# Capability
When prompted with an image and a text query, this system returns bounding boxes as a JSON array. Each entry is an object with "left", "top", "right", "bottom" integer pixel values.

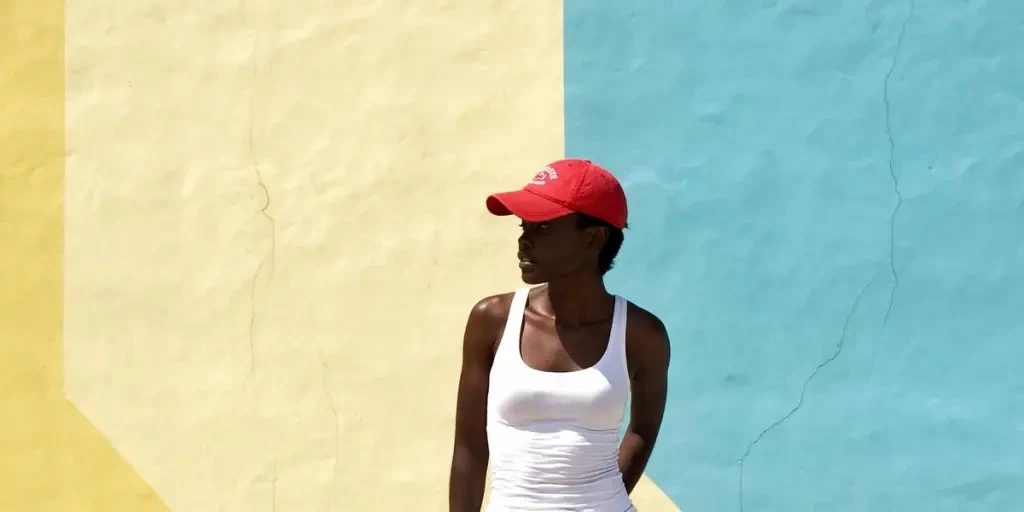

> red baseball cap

[{"left": 485, "top": 158, "right": 628, "bottom": 230}]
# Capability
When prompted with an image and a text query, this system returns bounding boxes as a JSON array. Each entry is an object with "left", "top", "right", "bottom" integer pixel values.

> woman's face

[{"left": 516, "top": 214, "right": 606, "bottom": 285}]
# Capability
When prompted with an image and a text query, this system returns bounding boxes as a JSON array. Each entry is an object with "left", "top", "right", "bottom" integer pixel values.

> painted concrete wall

[
  {"left": 565, "top": 0, "right": 1023, "bottom": 511},
  {"left": 3, "top": 0, "right": 676, "bottom": 510},
  {"left": 3, "top": 0, "right": 1020, "bottom": 511}
]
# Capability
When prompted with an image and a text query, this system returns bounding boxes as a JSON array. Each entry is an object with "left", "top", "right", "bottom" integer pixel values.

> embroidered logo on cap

[{"left": 530, "top": 166, "right": 558, "bottom": 186}]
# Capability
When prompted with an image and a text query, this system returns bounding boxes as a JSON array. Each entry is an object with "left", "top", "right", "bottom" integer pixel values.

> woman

[{"left": 448, "top": 158, "right": 672, "bottom": 511}]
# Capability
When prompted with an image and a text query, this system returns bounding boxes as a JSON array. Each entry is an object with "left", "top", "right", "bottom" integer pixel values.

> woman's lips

[{"left": 518, "top": 253, "right": 535, "bottom": 270}]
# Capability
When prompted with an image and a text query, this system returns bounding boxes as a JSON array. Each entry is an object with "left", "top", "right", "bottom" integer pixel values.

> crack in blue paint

[
  {"left": 881, "top": 0, "right": 915, "bottom": 334},
  {"left": 735, "top": 5, "right": 916, "bottom": 507},
  {"left": 737, "top": 274, "right": 879, "bottom": 511}
]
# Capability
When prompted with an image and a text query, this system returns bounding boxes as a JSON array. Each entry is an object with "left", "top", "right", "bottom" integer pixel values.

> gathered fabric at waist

[{"left": 486, "top": 420, "right": 633, "bottom": 512}]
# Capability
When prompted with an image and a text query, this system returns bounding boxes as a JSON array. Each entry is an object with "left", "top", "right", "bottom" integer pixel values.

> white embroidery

[{"left": 530, "top": 166, "right": 558, "bottom": 186}]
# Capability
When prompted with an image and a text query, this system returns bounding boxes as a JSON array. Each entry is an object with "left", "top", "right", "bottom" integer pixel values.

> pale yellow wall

[
  {"left": 0, "top": 0, "right": 170, "bottom": 510},
  {"left": 3, "top": 0, "right": 677, "bottom": 509}
]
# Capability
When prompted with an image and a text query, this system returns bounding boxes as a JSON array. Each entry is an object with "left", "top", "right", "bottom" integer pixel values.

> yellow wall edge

[{"left": 0, "top": 0, "right": 169, "bottom": 509}]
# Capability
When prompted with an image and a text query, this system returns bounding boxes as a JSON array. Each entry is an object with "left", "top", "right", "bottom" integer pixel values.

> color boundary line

[{"left": 0, "top": 1, "right": 170, "bottom": 510}]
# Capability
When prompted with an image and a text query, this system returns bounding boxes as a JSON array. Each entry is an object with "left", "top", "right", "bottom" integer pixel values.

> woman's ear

[{"left": 587, "top": 226, "right": 609, "bottom": 254}]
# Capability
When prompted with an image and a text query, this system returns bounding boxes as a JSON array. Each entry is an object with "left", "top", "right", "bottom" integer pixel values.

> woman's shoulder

[
  {"left": 622, "top": 298, "right": 668, "bottom": 335},
  {"left": 622, "top": 298, "right": 672, "bottom": 362},
  {"left": 467, "top": 285, "right": 540, "bottom": 323},
  {"left": 463, "top": 287, "right": 531, "bottom": 352},
  {"left": 467, "top": 290, "right": 516, "bottom": 324}
]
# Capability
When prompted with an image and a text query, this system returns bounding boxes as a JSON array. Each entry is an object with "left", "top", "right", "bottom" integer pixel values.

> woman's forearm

[
  {"left": 618, "top": 429, "right": 654, "bottom": 493},
  {"left": 449, "top": 447, "right": 488, "bottom": 512}
]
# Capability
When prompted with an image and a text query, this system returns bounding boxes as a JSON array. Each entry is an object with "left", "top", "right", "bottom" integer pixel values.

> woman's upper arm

[
  {"left": 452, "top": 295, "right": 505, "bottom": 453},
  {"left": 627, "top": 309, "right": 672, "bottom": 435}
]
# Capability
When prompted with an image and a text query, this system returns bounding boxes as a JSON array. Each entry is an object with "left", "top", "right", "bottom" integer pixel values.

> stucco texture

[
  {"left": 565, "top": 0, "right": 1023, "bottom": 511},
  {"left": 3, "top": 0, "right": 677, "bottom": 510},
  {"left": 6, "top": 0, "right": 1021, "bottom": 511},
  {"left": 2, "top": 1, "right": 168, "bottom": 511}
]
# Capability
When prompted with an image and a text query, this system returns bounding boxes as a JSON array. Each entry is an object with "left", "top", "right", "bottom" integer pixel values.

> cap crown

[{"left": 525, "top": 159, "right": 628, "bottom": 229}]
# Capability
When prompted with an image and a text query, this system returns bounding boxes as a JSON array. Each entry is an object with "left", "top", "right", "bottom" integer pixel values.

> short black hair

[{"left": 575, "top": 214, "right": 626, "bottom": 275}]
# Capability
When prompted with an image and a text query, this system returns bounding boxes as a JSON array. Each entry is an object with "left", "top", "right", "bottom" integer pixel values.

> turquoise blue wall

[{"left": 564, "top": 1, "right": 1023, "bottom": 510}]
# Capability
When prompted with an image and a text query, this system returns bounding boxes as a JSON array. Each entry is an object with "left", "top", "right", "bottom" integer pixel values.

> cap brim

[{"left": 486, "top": 189, "right": 574, "bottom": 222}]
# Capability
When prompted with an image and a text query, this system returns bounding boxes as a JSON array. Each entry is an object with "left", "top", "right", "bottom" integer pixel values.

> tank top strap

[
  {"left": 609, "top": 295, "right": 629, "bottom": 375},
  {"left": 495, "top": 287, "right": 530, "bottom": 362}
]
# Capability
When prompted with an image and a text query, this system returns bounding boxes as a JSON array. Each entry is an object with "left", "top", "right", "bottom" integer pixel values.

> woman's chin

[{"left": 519, "top": 266, "right": 544, "bottom": 285}]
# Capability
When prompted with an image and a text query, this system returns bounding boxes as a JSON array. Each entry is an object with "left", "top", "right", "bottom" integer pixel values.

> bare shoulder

[
  {"left": 467, "top": 291, "right": 516, "bottom": 328},
  {"left": 625, "top": 300, "right": 670, "bottom": 344},
  {"left": 463, "top": 291, "right": 517, "bottom": 355},
  {"left": 624, "top": 300, "right": 672, "bottom": 372}
]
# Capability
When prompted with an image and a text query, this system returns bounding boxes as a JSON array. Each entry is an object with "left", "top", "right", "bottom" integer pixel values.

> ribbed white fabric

[{"left": 485, "top": 288, "right": 635, "bottom": 512}]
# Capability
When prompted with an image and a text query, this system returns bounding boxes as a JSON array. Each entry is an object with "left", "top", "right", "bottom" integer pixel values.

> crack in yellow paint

[
  {"left": 0, "top": 1, "right": 170, "bottom": 510},
  {"left": 0, "top": 0, "right": 680, "bottom": 510}
]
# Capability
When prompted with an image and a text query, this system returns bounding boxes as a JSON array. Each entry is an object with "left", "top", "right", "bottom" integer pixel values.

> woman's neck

[{"left": 538, "top": 274, "right": 614, "bottom": 327}]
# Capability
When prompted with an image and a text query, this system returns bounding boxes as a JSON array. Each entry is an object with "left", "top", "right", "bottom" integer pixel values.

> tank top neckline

[{"left": 508, "top": 287, "right": 625, "bottom": 377}]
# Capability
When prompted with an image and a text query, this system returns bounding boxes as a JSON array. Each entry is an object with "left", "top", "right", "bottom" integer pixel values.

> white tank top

[{"left": 485, "top": 287, "right": 635, "bottom": 512}]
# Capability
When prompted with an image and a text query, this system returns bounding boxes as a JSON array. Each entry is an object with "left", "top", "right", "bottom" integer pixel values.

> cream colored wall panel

[
  {"left": 64, "top": 0, "right": 677, "bottom": 509},
  {"left": 65, "top": 0, "right": 563, "bottom": 510}
]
